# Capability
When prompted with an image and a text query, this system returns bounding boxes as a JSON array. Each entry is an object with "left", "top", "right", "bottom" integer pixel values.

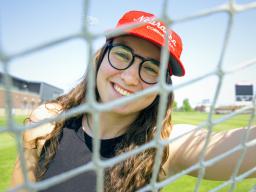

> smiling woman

[
  {"left": 10, "top": 10, "right": 256, "bottom": 192},
  {"left": 96, "top": 36, "right": 160, "bottom": 115}
]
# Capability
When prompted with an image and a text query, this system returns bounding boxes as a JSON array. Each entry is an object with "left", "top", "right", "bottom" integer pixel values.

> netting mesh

[{"left": 1, "top": 0, "right": 256, "bottom": 191}]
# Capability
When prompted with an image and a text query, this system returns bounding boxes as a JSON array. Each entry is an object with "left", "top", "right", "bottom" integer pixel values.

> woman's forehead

[{"left": 113, "top": 35, "right": 161, "bottom": 60}]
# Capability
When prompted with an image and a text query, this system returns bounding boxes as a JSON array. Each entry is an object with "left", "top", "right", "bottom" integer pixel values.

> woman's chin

[
  {"left": 108, "top": 102, "right": 141, "bottom": 116},
  {"left": 111, "top": 105, "right": 136, "bottom": 115}
]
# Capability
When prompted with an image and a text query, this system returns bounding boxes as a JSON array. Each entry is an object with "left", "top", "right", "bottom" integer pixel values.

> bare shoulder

[
  {"left": 163, "top": 124, "right": 207, "bottom": 177},
  {"left": 23, "top": 103, "right": 63, "bottom": 144},
  {"left": 171, "top": 124, "right": 198, "bottom": 139},
  {"left": 170, "top": 124, "right": 207, "bottom": 158}
]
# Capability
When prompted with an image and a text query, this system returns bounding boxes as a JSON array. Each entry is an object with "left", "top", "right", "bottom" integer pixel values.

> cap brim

[{"left": 169, "top": 56, "right": 185, "bottom": 76}]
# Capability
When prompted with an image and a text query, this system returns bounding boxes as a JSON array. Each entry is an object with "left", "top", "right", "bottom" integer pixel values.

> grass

[
  {"left": 172, "top": 112, "right": 253, "bottom": 131},
  {"left": 0, "top": 135, "right": 17, "bottom": 191},
  {"left": 0, "top": 112, "right": 255, "bottom": 191},
  {"left": 161, "top": 175, "right": 255, "bottom": 192},
  {"left": 0, "top": 116, "right": 25, "bottom": 191}
]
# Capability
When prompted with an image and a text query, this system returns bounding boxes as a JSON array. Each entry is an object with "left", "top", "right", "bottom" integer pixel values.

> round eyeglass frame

[{"left": 106, "top": 41, "right": 161, "bottom": 85}]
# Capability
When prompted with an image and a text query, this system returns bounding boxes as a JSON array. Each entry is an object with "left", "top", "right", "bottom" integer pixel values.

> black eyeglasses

[{"left": 105, "top": 41, "right": 161, "bottom": 84}]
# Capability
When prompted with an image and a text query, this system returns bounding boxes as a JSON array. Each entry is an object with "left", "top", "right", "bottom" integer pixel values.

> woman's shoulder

[
  {"left": 163, "top": 124, "right": 205, "bottom": 177},
  {"left": 170, "top": 124, "right": 197, "bottom": 140},
  {"left": 23, "top": 103, "right": 63, "bottom": 145}
]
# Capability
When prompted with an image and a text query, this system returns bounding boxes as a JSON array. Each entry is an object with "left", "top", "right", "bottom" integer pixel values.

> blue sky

[{"left": 1, "top": 0, "right": 256, "bottom": 107}]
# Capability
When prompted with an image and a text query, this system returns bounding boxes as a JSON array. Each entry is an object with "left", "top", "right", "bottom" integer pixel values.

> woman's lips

[{"left": 112, "top": 83, "right": 133, "bottom": 96}]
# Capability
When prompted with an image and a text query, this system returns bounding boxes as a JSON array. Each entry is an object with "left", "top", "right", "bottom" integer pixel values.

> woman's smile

[{"left": 112, "top": 82, "right": 133, "bottom": 96}]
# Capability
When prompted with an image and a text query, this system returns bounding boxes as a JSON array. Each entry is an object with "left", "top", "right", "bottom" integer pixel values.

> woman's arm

[
  {"left": 11, "top": 103, "right": 62, "bottom": 188},
  {"left": 11, "top": 145, "right": 38, "bottom": 187},
  {"left": 167, "top": 125, "right": 256, "bottom": 180}
]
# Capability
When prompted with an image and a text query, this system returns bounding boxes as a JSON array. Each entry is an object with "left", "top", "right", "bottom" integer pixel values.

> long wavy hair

[{"left": 34, "top": 38, "right": 174, "bottom": 191}]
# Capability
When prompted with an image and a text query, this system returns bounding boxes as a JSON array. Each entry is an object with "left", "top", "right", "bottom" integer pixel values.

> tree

[
  {"left": 172, "top": 101, "right": 178, "bottom": 111},
  {"left": 182, "top": 98, "right": 193, "bottom": 112}
]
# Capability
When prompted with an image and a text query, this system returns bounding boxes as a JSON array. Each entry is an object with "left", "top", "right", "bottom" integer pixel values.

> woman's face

[{"left": 96, "top": 35, "right": 160, "bottom": 115}]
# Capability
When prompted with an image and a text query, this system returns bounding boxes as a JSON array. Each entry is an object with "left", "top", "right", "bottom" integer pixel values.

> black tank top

[{"left": 40, "top": 116, "right": 124, "bottom": 192}]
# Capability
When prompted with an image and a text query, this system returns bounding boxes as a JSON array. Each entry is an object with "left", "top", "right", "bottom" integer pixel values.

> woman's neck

[{"left": 82, "top": 111, "right": 138, "bottom": 139}]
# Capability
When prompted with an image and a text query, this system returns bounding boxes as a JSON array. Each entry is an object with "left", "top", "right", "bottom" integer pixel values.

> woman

[{"left": 11, "top": 10, "right": 256, "bottom": 192}]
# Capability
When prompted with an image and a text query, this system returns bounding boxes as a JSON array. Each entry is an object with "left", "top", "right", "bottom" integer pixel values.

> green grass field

[{"left": 0, "top": 112, "right": 255, "bottom": 191}]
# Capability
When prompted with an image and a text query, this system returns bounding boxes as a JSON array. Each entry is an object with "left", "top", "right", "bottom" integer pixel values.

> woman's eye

[
  {"left": 111, "top": 45, "right": 132, "bottom": 60},
  {"left": 117, "top": 52, "right": 130, "bottom": 60},
  {"left": 143, "top": 66, "right": 158, "bottom": 75}
]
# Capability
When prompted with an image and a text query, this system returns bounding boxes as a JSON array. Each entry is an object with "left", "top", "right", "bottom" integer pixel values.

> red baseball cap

[{"left": 114, "top": 10, "right": 185, "bottom": 77}]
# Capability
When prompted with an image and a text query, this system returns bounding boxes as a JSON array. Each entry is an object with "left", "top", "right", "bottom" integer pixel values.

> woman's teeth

[{"left": 114, "top": 84, "right": 131, "bottom": 96}]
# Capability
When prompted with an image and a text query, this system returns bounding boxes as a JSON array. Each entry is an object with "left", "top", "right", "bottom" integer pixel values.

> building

[
  {"left": 194, "top": 99, "right": 211, "bottom": 113},
  {"left": 0, "top": 72, "right": 63, "bottom": 115}
]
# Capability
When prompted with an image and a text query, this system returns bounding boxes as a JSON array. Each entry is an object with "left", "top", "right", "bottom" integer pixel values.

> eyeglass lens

[{"left": 108, "top": 45, "right": 160, "bottom": 84}]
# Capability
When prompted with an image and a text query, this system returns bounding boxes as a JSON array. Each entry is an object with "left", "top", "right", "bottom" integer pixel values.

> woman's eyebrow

[
  {"left": 113, "top": 38, "right": 128, "bottom": 45},
  {"left": 114, "top": 39, "right": 161, "bottom": 62}
]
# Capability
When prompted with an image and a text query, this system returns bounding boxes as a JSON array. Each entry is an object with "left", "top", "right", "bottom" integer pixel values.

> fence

[{"left": 1, "top": 0, "right": 256, "bottom": 191}]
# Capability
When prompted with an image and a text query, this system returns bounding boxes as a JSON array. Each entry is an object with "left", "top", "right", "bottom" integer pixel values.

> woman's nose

[{"left": 120, "top": 60, "right": 140, "bottom": 86}]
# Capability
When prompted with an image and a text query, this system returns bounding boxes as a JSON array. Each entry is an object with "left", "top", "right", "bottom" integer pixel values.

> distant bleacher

[{"left": 0, "top": 72, "right": 63, "bottom": 115}]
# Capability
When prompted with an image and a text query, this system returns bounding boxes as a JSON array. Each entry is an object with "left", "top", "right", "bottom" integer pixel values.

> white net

[{"left": 1, "top": 0, "right": 256, "bottom": 192}]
